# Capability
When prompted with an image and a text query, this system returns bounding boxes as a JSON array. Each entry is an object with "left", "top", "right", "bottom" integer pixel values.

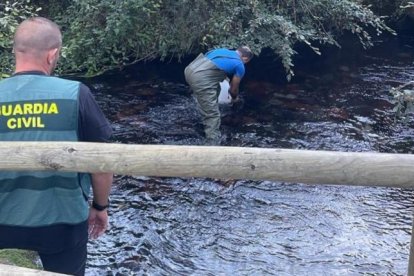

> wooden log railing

[
  {"left": 0, "top": 263, "right": 64, "bottom": 275},
  {"left": 0, "top": 141, "right": 413, "bottom": 275},
  {"left": 1, "top": 141, "right": 414, "bottom": 187}
]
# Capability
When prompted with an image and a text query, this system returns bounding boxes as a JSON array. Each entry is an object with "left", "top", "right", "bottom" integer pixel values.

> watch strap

[{"left": 92, "top": 200, "right": 109, "bottom": 211}]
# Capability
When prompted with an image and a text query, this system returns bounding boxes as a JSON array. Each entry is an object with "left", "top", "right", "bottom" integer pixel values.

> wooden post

[{"left": 0, "top": 141, "right": 413, "bottom": 187}]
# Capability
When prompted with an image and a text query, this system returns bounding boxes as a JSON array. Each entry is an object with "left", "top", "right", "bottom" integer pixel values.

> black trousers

[
  {"left": 39, "top": 240, "right": 87, "bottom": 276},
  {"left": 0, "top": 221, "right": 88, "bottom": 276}
]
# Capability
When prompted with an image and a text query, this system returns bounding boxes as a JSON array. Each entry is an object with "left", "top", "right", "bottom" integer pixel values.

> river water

[{"left": 81, "top": 39, "right": 414, "bottom": 275}]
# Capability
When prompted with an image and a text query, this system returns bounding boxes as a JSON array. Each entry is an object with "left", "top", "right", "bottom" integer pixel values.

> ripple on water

[{"left": 86, "top": 177, "right": 412, "bottom": 275}]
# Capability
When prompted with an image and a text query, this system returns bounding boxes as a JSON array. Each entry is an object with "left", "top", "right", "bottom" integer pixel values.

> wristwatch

[{"left": 92, "top": 200, "right": 109, "bottom": 211}]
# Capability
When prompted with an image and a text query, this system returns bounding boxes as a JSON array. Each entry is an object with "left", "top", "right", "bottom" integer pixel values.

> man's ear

[
  {"left": 242, "top": 57, "right": 250, "bottom": 64},
  {"left": 47, "top": 48, "right": 59, "bottom": 65}
]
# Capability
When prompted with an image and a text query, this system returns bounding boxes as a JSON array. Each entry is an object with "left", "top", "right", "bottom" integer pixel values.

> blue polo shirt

[{"left": 206, "top": 48, "right": 245, "bottom": 78}]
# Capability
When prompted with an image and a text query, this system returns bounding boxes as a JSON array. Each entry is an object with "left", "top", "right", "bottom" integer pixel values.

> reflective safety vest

[{"left": 0, "top": 74, "right": 91, "bottom": 227}]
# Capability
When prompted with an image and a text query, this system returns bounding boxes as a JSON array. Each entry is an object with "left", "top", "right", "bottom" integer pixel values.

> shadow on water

[{"left": 78, "top": 37, "right": 414, "bottom": 275}]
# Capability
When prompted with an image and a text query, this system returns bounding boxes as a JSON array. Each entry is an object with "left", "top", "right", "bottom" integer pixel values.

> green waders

[{"left": 184, "top": 54, "right": 227, "bottom": 143}]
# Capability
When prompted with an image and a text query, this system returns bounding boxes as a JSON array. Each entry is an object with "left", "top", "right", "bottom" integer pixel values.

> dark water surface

[{"left": 81, "top": 40, "right": 414, "bottom": 275}]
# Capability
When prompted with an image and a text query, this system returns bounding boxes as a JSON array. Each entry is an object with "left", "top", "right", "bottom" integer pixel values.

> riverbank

[{"left": 0, "top": 249, "right": 40, "bottom": 270}]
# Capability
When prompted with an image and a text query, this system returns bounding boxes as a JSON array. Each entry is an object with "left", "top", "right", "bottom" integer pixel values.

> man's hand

[
  {"left": 229, "top": 89, "right": 238, "bottom": 99},
  {"left": 89, "top": 172, "right": 112, "bottom": 239},
  {"left": 231, "top": 95, "right": 240, "bottom": 103},
  {"left": 228, "top": 89, "right": 239, "bottom": 103},
  {"left": 88, "top": 208, "right": 109, "bottom": 239}
]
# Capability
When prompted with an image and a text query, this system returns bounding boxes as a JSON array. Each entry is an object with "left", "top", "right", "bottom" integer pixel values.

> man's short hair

[
  {"left": 14, "top": 17, "right": 62, "bottom": 54},
  {"left": 237, "top": 46, "right": 253, "bottom": 60}
]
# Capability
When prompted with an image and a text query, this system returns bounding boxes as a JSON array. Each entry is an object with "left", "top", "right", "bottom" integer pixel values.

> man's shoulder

[
  {"left": 50, "top": 75, "right": 83, "bottom": 86},
  {"left": 211, "top": 48, "right": 233, "bottom": 55},
  {"left": 14, "top": 74, "right": 83, "bottom": 87},
  {"left": 0, "top": 74, "right": 83, "bottom": 93}
]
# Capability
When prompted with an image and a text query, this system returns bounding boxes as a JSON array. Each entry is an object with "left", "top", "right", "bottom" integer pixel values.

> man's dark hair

[{"left": 237, "top": 46, "right": 253, "bottom": 60}]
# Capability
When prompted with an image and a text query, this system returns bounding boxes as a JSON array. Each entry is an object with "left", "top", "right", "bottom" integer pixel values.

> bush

[
  {"left": 391, "top": 81, "right": 414, "bottom": 120},
  {"left": 56, "top": 0, "right": 162, "bottom": 76},
  {"left": 0, "top": 0, "right": 39, "bottom": 79},
  {"left": 0, "top": 0, "right": 395, "bottom": 78},
  {"left": 56, "top": 0, "right": 394, "bottom": 78}
]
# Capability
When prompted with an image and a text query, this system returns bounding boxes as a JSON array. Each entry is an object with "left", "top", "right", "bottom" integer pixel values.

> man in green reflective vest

[
  {"left": 185, "top": 46, "right": 253, "bottom": 145},
  {"left": 0, "top": 17, "right": 113, "bottom": 276}
]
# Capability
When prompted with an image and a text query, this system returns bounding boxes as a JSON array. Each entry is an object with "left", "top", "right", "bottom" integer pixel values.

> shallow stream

[{"left": 81, "top": 39, "right": 414, "bottom": 275}]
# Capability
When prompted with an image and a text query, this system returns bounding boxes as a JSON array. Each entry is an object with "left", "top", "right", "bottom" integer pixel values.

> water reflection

[{"left": 83, "top": 42, "right": 414, "bottom": 275}]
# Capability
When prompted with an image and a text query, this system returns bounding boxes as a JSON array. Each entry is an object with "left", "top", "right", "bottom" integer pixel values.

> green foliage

[
  {"left": 0, "top": 0, "right": 395, "bottom": 78},
  {"left": 0, "top": 249, "right": 40, "bottom": 269},
  {"left": 390, "top": 81, "right": 414, "bottom": 120},
  {"left": 0, "top": 0, "right": 39, "bottom": 78},
  {"left": 54, "top": 0, "right": 394, "bottom": 78},
  {"left": 200, "top": 0, "right": 394, "bottom": 79},
  {"left": 56, "top": 0, "right": 162, "bottom": 76},
  {"left": 359, "top": 0, "right": 413, "bottom": 18},
  {"left": 31, "top": 0, "right": 71, "bottom": 17}
]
